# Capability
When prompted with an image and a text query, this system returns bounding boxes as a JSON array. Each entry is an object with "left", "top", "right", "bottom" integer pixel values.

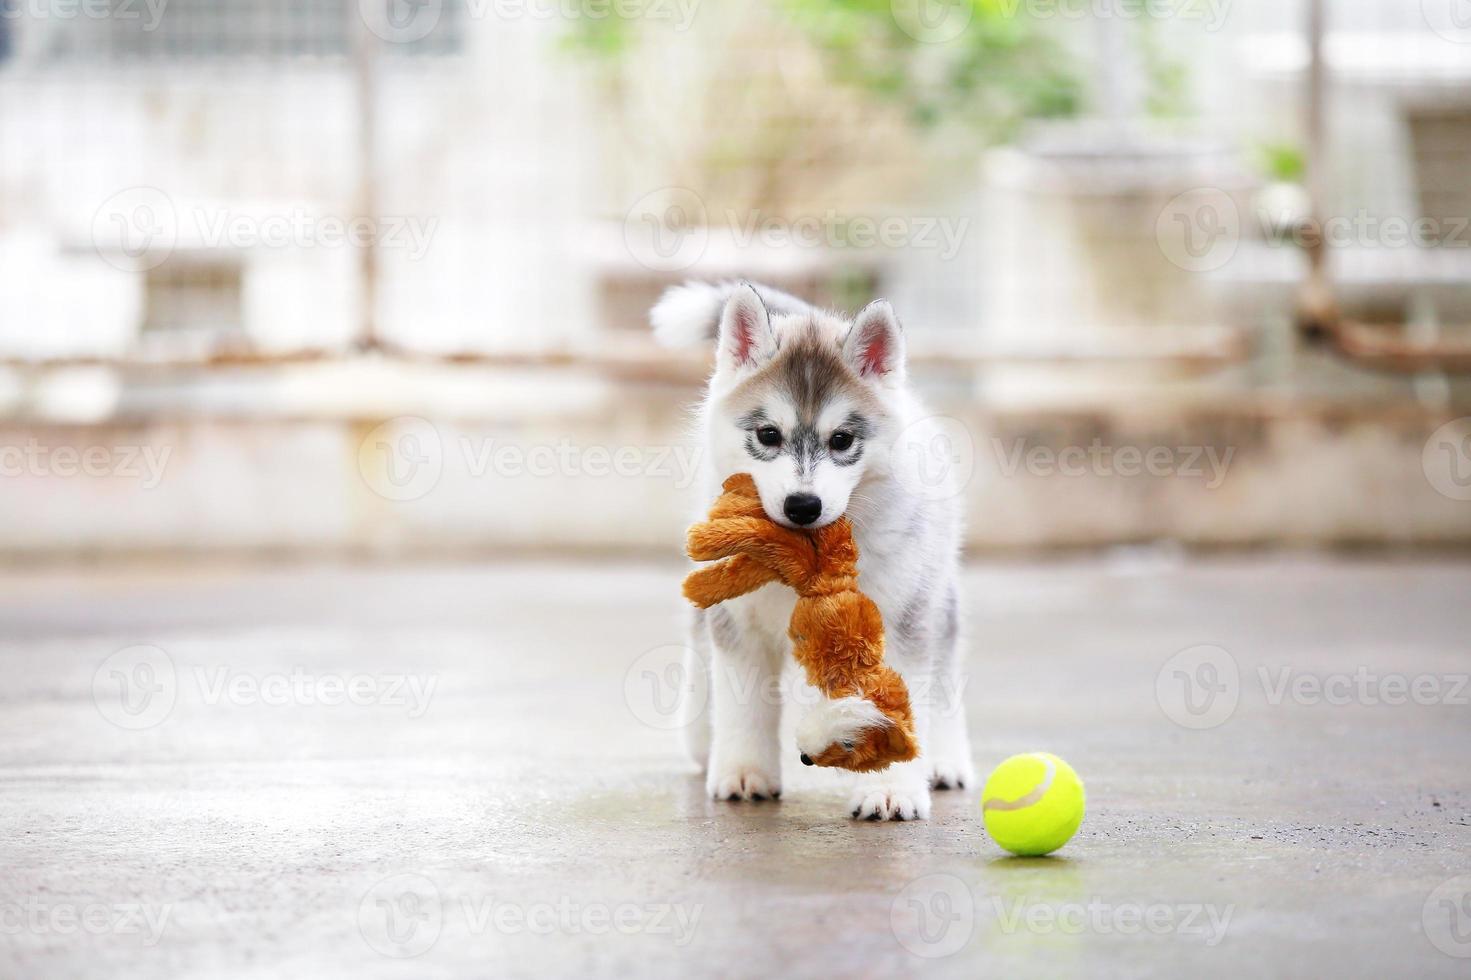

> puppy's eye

[
  {"left": 841, "top": 740, "right": 855, "bottom": 751},
  {"left": 756, "top": 426, "right": 782, "bottom": 447},
  {"left": 829, "top": 431, "right": 854, "bottom": 452}
]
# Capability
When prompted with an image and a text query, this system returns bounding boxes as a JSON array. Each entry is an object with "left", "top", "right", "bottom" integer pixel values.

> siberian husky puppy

[{"left": 652, "top": 281, "right": 972, "bottom": 820}]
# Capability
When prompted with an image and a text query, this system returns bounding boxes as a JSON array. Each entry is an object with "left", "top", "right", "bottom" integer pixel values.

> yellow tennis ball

[{"left": 981, "top": 752, "right": 1085, "bottom": 856}]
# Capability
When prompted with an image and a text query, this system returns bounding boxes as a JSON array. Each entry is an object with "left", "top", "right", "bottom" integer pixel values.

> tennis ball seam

[{"left": 981, "top": 754, "right": 1057, "bottom": 812}]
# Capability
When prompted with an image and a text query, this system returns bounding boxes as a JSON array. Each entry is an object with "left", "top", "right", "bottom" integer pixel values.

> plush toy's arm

[
  {"left": 686, "top": 516, "right": 824, "bottom": 592},
  {"left": 682, "top": 554, "right": 779, "bottom": 608},
  {"left": 706, "top": 478, "right": 767, "bottom": 520},
  {"left": 682, "top": 475, "right": 850, "bottom": 605},
  {"left": 686, "top": 516, "right": 777, "bottom": 562},
  {"left": 682, "top": 473, "right": 801, "bottom": 607}
]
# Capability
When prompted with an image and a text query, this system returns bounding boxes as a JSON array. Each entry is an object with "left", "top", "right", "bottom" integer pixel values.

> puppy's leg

[
  {"left": 706, "top": 605, "right": 783, "bottom": 802},
  {"left": 848, "top": 649, "right": 933, "bottom": 821},
  {"left": 680, "top": 608, "right": 713, "bottom": 771},
  {"left": 926, "top": 581, "right": 975, "bottom": 791}
]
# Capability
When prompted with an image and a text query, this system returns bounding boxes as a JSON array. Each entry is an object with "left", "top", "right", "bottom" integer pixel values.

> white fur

[
  {"left": 664, "top": 281, "right": 975, "bottom": 820},
  {"left": 651, "top": 282, "right": 726, "bottom": 347},
  {"left": 650, "top": 280, "right": 819, "bottom": 348},
  {"left": 795, "top": 696, "right": 891, "bottom": 758}
]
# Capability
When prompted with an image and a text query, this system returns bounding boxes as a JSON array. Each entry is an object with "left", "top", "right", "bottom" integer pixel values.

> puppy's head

[{"left": 706, "top": 284, "right": 907, "bottom": 530}]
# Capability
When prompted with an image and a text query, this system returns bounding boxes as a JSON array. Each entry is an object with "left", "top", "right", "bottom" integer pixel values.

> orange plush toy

[{"left": 682, "top": 474, "right": 918, "bottom": 773}]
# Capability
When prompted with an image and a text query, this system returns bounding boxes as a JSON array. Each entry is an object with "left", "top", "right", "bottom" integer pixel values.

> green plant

[
  {"left": 1134, "top": 12, "right": 1191, "bottom": 119},
  {"left": 563, "top": 0, "right": 1080, "bottom": 143},
  {"left": 775, "top": 0, "right": 1079, "bottom": 139},
  {"left": 1256, "top": 142, "right": 1306, "bottom": 184},
  {"left": 559, "top": 0, "right": 646, "bottom": 61}
]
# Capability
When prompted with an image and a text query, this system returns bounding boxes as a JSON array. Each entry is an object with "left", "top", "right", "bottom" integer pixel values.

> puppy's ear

[
  {"left": 842, "top": 300, "right": 906, "bottom": 385},
  {"left": 716, "top": 283, "right": 776, "bottom": 377}
]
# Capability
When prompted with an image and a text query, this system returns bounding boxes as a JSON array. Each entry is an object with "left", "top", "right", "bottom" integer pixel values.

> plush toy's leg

[{"left": 705, "top": 605, "right": 784, "bottom": 803}]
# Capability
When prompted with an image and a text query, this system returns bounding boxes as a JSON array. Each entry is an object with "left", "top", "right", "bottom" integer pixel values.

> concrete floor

[{"left": 2, "top": 555, "right": 1469, "bottom": 978}]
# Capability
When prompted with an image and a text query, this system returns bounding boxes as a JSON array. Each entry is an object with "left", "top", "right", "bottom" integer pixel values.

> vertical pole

[
  {"left": 351, "top": 3, "right": 380, "bottom": 351},
  {"left": 1298, "top": 0, "right": 1337, "bottom": 338},
  {"left": 1095, "top": 0, "right": 1138, "bottom": 127}
]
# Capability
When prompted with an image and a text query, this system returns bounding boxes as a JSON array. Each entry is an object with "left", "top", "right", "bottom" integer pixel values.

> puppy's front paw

[
  {"left": 848, "top": 783, "right": 931, "bottom": 821},
  {"left": 707, "top": 766, "right": 781, "bottom": 802},
  {"left": 928, "top": 755, "right": 976, "bottom": 791}
]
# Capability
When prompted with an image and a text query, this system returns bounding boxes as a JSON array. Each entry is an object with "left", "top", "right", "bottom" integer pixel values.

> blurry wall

[
  {"left": 4, "top": 0, "right": 1471, "bottom": 356},
  {"left": 1, "top": 380, "right": 1468, "bottom": 557},
  {"left": 1, "top": 0, "right": 1470, "bottom": 557},
  {"left": 0, "top": 2, "right": 595, "bottom": 359}
]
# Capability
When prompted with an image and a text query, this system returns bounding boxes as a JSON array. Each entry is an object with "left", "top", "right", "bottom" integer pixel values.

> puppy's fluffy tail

[{"left": 649, "top": 280, "right": 815, "bottom": 347}]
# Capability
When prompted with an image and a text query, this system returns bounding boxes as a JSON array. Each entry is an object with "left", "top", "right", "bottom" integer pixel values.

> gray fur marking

[
  {"left": 708, "top": 605, "right": 743, "bottom": 652},
  {"left": 736, "top": 324, "right": 879, "bottom": 475}
]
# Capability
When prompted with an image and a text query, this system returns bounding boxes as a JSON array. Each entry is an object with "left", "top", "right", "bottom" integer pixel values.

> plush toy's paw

[
  {"left": 928, "top": 755, "right": 976, "bottom": 791},
  {"left": 707, "top": 766, "right": 781, "bottom": 803},
  {"left": 848, "top": 764, "right": 931, "bottom": 821}
]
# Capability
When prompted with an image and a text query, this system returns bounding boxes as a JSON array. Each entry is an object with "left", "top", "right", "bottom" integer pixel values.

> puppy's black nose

[
  {"left": 783, "top": 493, "right": 822, "bottom": 526},
  {"left": 800, "top": 753, "right": 814, "bottom": 766}
]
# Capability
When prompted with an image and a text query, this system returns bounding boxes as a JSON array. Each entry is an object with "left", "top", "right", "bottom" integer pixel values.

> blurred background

[
  {"left": 2, "top": 0, "right": 1470, "bottom": 556},
  {"left": 5, "top": 6, "right": 1471, "bottom": 975}
]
